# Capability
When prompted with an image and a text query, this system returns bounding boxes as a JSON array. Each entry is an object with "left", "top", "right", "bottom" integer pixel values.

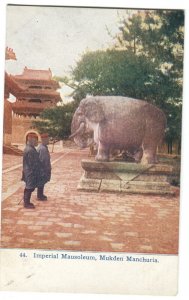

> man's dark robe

[
  {"left": 37, "top": 144, "right": 51, "bottom": 186},
  {"left": 22, "top": 144, "right": 41, "bottom": 189}
]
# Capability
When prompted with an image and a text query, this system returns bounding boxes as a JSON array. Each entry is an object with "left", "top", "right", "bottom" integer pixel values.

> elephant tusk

[{"left": 69, "top": 122, "right": 85, "bottom": 139}]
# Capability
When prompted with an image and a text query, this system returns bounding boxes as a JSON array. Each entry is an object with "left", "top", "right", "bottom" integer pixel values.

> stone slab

[
  {"left": 78, "top": 160, "right": 176, "bottom": 195},
  {"left": 100, "top": 179, "right": 121, "bottom": 192},
  {"left": 81, "top": 160, "right": 174, "bottom": 174},
  {"left": 121, "top": 181, "right": 171, "bottom": 192},
  {"left": 115, "top": 172, "right": 141, "bottom": 181},
  {"left": 135, "top": 174, "right": 168, "bottom": 182},
  {"left": 81, "top": 160, "right": 153, "bottom": 173},
  {"left": 85, "top": 171, "right": 119, "bottom": 180},
  {"left": 120, "top": 186, "right": 175, "bottom": 195},
  {"left": 149, "top": 165, "right": 174, "bottom": 173},
  {"left": 77, "top": 175, "right": 101, "bottom": 192}
]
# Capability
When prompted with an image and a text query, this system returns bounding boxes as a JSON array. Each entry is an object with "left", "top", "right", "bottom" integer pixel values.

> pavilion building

[
  {"left": 4, "top": 48, "right": 25, "bottom": 155},
  {"left": 11, "top": 67, "right": 61, "bottom": 144}
]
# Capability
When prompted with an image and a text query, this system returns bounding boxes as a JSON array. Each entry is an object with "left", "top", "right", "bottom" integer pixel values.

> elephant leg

[
  {"left": 133, "top": 147, "right": 143, "bottom": 163},
  {"left": 95, "top": 141, "right": 109, "bottom": 162},
  {"left": 141, "top": 144, "right": 158, "bottom": 165}
]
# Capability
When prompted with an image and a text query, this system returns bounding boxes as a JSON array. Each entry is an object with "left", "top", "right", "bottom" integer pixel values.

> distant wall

[{"left": 12, "top": 116, "right": 37, "bottom": 144}]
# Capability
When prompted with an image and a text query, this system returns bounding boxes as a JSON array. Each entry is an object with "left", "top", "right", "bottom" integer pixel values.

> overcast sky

[{"left": 5, "top": 5, "right": 130, "bottom": 77}]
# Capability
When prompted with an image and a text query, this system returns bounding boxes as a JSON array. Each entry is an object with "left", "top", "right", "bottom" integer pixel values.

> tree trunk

[
  {"left": 52, "top": 142, "right": 55, "bottom": 153},
  {"left": 170, "top": 141, "right": 173, "bottom": 154},
  {"left": 167, "top": 141, "right": 173, "bottom": 154}
]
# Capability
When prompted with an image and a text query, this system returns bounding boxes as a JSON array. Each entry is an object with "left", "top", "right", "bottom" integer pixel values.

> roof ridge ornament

[{"left": 5, "top": 47, "right": 17, "bottom": 60}]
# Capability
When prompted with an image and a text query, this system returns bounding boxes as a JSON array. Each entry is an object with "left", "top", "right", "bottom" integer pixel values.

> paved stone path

[
  {"left": 1, "top": 149, "right": 179, "bottom": 254},
  {"left": 2, "top": 154, "right": 22, "bottom": 170}
]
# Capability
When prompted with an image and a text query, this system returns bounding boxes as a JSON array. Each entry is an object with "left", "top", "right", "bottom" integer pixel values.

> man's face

[
  {"left": 28, "top": 137, "right": 38, "bottom": 147},
  {"left": 42, "top": 137, "right": 49, "bottom": 145}
]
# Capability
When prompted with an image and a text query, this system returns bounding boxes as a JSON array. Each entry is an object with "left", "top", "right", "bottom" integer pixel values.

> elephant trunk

[
  {"left": 69, "top": 121, "right": 85, "bottom": 139},
  {"left": 70, "top": 113, "right": 93, "bottom": 148}
]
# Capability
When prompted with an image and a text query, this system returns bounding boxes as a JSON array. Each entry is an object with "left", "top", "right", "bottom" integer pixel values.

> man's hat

[
  {"left": 40, "top": 133, "right": 49, "bottom": 138},
  {"left": 27, "top": 133, "right": 38, "bottom": 139}
]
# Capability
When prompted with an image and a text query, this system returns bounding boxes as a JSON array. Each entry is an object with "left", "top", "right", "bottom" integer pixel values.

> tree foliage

[
  {"left": 33, "top": 101, "right": 78, "bottom": 140},
  {"left": 72, "top": 50, "right": 159, "bottom": 100}
]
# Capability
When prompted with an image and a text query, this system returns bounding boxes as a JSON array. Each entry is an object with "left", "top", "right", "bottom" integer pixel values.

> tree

[
  {"left": 116, "top": 12, "right": 144, "bottom": 54},
  {"left": 33, "top": 101, "right": 78, "bottom": 141},
  {"left": 70, "top": 49, "right": 159, "bottom": 101},
  {"left": 117, "top": 10, "right": 184, "bottom": 153},
  {"left": 116, "top": 10, "right": 184, "bottom": 71}
]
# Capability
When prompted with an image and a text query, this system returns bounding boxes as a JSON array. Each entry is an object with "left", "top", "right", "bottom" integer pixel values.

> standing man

[
  {"left": 37, "top": 133, "right": 51, "bottom": 201},
  {"left": 22, "top": 133, "right": 40, "bottom": 209}
]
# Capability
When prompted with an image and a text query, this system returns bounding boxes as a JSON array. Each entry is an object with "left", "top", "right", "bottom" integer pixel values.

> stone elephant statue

[{"left": 70, "top": 96, "right": 166, "bottom": 164}]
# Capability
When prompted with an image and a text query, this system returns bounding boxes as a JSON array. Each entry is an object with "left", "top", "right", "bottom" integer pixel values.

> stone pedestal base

[{"left": 77, "top": 160, "right": 175, "bottom": 195}]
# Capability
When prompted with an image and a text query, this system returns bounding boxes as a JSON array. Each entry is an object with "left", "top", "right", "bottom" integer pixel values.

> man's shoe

[
  {"left": 23, "top": 189, "right": 35, "bottom": 209},
  {"left": 37, "top": 195, "right": 47, "bottom": 201},
  {"left": 24, "top": 202, "right": 35, "bottom": 209}
]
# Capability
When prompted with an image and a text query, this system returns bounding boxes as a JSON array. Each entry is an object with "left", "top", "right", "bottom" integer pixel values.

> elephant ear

[{"left": 83, "top": 98, "right": 105, "bottom": 123}]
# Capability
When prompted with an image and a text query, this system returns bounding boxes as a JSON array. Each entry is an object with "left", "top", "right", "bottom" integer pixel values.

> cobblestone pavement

[
  {"left": 1, "top": 149, "right": 179, "bottom": 254},
  {"left": 2, "top": 154, "right": 22, "bottom": 170}
]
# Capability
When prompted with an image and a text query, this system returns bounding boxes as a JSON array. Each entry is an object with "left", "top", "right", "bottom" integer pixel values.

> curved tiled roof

[{"left": 14, "top": 67, "right": 52, "bottom": 80}]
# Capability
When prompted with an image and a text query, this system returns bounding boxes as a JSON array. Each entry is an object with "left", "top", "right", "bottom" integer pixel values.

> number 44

[{"left": 19, "top": 252, "right": 27, "bottom": 258}]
